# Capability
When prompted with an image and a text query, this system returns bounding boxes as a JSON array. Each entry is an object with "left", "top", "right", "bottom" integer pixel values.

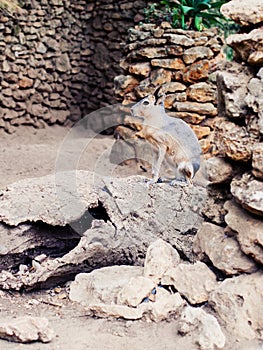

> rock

[
  {"left": 129, "top": 47, "right": 168, "bottom": 59},
  {"left": 163, "top": 33, "right": 195, "bottom": 46},
  {"left": 215, "top": 119, "right": 255, "bottom": 162},
  {"left": 174, "top": 101, "right": 217, "bottom": 116},
  {"left": 204, "top": 157, "right": 235, "bottom": 184},
  {"left": 151, "top": 58, "right": 185, "bottom": 70},
  {"left": 209, "top": 272, "right": 263, "bottom": 340},
  {"left": 178, "top": 306, "right": 226, "bottom": 350},
  {"left": 55, "top": 53, "right": 71, "bottom": 72},
  {"left": 168, "top": 111, "right": 205, "bottom": 125},
  {"left": 144, "top": 239, "right": 180, "bottom": 284},
  {"left": 252, "top": 143, "right": 263, "bottom": 179},
  {"left": 221, "top": 0, "right": 263, "bottom": 26},
  {"left": 0, "top": 316, "right": 53, "bottom": 343},
  {"left": 158, "top": 82, "right": 187, "bottom": 94},
  {"left": 182, "top": 60, "right": 210, "bottom": 83},
  {"left": 114, "top": 75, "right": 139, "bottom": 97},
  {"left": 246, "top": 70, "right": 263, "bottom": 134},
  {"left": 227, "top": 29, "right": 263, "bottom": 64},
  {"left": 230, "top": 173, "right": 263, "bottom": 216},
  {"left": 117, "top": 276, "right": 155, "bottom": 307},
  {"left": 69, "top": 266, "right": 143, "bottom": 306},
  {"left": 128, "top": 62, "right": 151, "bottom": 77},
  {"left": 193, "top": 222, "right": 257, "bottom": 275},
  {"left": 224, "top": 200, "right": 263, "bottom": 264},
  {"left": 162, "top": 261, "right": 217, "bottom": 304},
  {"left": 187, "top": 82, "right": 216, "bottom": 103},
  {"left": 190, "top": 125, "right": 210, "bottom": 140},
  {"left": 150, "top": 68, "right": 172, "bottom": 86},
  {"left": 216, "top": 64, "right": 252, "bottom": 119},
  {"left": 183, "top": 46, "right": 214, "bottom": 65}
]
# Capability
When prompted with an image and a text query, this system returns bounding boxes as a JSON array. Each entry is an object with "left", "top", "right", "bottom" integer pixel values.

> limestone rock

[
  {"left": 182, "top": 60, "right": 210, "bottom": 83},
  {"left": 150, "top": 68, "right": 172, "bottom": 86},
  {"left": 163, "top": 33, "right": 195, "bottom": 46},
  {"left": 69, "top": 266, "right": 143, "bottom": 306},
  {"left": 191, "top": 125, "right": 210, "bottom": 140},
  {"left": 215, "top": 119, "right": 255, "bottom": 162},
  {"left": 144, "top": 239, "right": 180, "bottom": 284},
  {"left": 183, "top": 46, "right": 214, "bottom": 65},
  {"left": 162, "top": 261, "right": 217, "bottom": 304},
  {"left": 230, "top": 173, "right": 263, "bottom": 216},
  {"left": 252, "top": 143, "right": 263, "bottom": 179},
  {"left": 128, "top": 62, "right": 151, "bottom": 77},
  {"left": 117, "top": 276, "right": 155, "bottom": 307},
  {"left": 221, "top": 0, "right": 263, "bottom": 26},
  {"left": 55, "top": 53, "right": 71, "bottom": 72},
  {"left": 193, "top": 222, "right": 257, "bottom": 275},
  {"left": 174, "top": 101, "right": 217, "bottom": 116},
  {"left": 227, "top": 29, "right": 263, "bottom": 64},
  {"left": 151, "top": 58, "right": 185, "bottom": 70},
  {"left": 216, "top": 64, "right": 252, "bottom": 119},
  {"left": 209, "top": 272, "right": 263, "bottom": 340},
  {"left": 187, "top": 82, "right": 216, "bottom": 103},
  {"left": 246, "top": 69, "right": 263, "bottom": 134},
  {"left": 158, "top": 82, "right": 187, "bottom": 94},
  {"left": 224, "top": 200, "right": 263, "bottom": 264},
  {"left": 0, "top": 317, "right": 53, "bottom": 343},
  {"left": 178, "top": 306, "right": 226, "bottom": 350},
  {"left": 114, "top": 75, "right": 139, "bottom": 97},
  {"left": 204, "top": 157, "right": 235, "bottom": 184}
]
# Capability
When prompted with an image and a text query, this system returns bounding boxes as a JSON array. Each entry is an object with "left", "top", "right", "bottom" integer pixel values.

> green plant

[
  {"left": 0, "top": 0, "right": 21, "bottom": 13},
  {"left": 144, "top": 0, "right": 234, "bottom": 32}
]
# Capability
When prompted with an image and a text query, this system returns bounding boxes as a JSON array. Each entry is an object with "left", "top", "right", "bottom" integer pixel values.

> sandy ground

[{"left": 0, "top": 125, "right": 260, "bottom": 350}]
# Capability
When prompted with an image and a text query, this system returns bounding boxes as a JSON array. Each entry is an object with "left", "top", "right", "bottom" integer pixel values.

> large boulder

[{"left": 221, "top": 0, "right": 263, "bottom": 26}]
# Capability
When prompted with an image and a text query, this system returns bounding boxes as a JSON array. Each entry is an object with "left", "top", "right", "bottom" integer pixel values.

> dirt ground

[{"left": 0, "top": 125, "right": 260, "bottom": 350}]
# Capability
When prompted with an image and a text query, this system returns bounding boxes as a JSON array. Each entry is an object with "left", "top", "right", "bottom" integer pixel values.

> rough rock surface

[
  {"left": 193, "top": 222, "right": 257, "bottom": 275},
  {"left": 224, "top": 200, "right": 263, "bottom": 264},
  {"left": 221, "top": 0, "right": 263, "bottom": 26},
  {"left": 0, "top": 317, "right": 53, "bottom": 343},
  {"left": 178, "top": 306, "right": 226, "bottom": 350},
  {"left": 204, "top": 157, "right": 235, "bottom": 184},
  {"left": 0, "top": 171, "right": 206, "bottom": 290},
  {"left": 252, "top": 143, "right": 263, "bottom": 179},
  {"left": 144, "top": 238, "right": 180, "bottom": 284},
  {"left": 209, "top": 272, "right": 263, "bottom": 341},
  {"left": 162, "top": 261, "right": 217, "bottom": 304},
  {"left": 230, "top": 173, "right": 263, "bottom": 216},
  {"left": 246, "top": 68, "right": 263, "bottom": 134}
]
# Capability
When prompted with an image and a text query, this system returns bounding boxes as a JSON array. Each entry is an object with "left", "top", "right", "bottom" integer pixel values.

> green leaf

[
  {"left": 181, "top": 5, "right": 194, "bottom": 14},
  {"left": 194, "top": 15, "right": 202, "bottom": 30}
]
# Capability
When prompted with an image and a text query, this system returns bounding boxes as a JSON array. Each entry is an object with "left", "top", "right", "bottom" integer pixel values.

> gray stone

[
  {"left": 193, "top": 222, "right": 257, "bottom": 275},
  {"left": 174, "top": 101, "right": 217, "bottom": 116},
  {"left": 224, "top": 200, "right": 263, "bottom": 264},
  {"left": 183, "top": 46, "right": 214, "bottom": 64},
  {"left": 164, "top": 33, "right": 195, "bottom": 46},
  {"left": 252, "top": 143, "right": 263, "bottom": 179},
  {"left": 209, "top": 272, "right": 263, "bottom": 341},
  {"left": 204, "top": 157, "right": 235, "bottom": 184},
  {"left": 230, "top": 173, "right": 263, "bottom": 216},
  {"left": 178, "top": 306, "right": 226, "bottom": 350},
  {"left": 55, "top": 53, "right": 71, "bottom": 72},
  {"left": 0, "top": 316, "right": 53, "bottom": 343}
]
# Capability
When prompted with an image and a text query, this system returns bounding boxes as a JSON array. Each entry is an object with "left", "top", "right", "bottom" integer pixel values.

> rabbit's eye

[{"left": 143, "top": 100, "right": 150, "bottom": 105}]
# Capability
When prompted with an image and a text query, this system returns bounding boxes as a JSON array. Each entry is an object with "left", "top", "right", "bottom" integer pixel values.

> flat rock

[
  {"left": 230, "top": 173, "right": 263, "bottom": 216},
  {"left": 186, "top": 82, "right": 216, "bottom": 103},
  {"left": 144, "top": 239, "right": 180, "bottom": 284},
  {"left": 193, "top": 222, "right": 257, "bottom": 275},
  {"left": 221, "top": 0, "right": 263, "bottom": 26},
  {"left": 246, "top": 70, "right": 263, "bottom": 134},
  {"left": 178, "top": 306, "right": 226, "bottom": 350},
  {"left": 0, "top": 316, "right": 53, "bottom": 343},
  {"left": 183, "top": 46, "right": 214, "bottom": 65},
  {"left": 224, "top": 200, "right": 263, "bottom": 264},
  {"left": 69, "top": 266, "right": 143, "bottom": 306},
  {"left": 204, "top": 157, "right": 235, "bottom": 184},
  {"left": 162, "top": 261, "right": 217, "bottom": 304},
  {"left": 209, "top": 272, "right": 263, "bottom": 340}
]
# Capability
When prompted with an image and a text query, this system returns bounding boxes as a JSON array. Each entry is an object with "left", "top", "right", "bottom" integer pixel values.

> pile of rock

[
  {"left": 114, "top": 22, "right": 224, "bottom": 154},
  {"left": 0, "top": 0, "right": 146, "bottom": 132},
  {"left": 206, "top": 0, "right": 263, "bottom": 219}
]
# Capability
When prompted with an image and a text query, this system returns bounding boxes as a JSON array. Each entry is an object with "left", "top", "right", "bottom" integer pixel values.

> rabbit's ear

[{"left": 155, "top": 94, "right": 166, "bottom": 106}]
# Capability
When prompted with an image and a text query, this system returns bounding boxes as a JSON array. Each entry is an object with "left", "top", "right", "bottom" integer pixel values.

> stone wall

[
  {"left": 0, "top": 0, "right": 146, "bottom": 132},
  {"left": 207, "top": 0, "right": 263, "bottom": 221},
  {"left": 114, "top": 22, "right": 224, "bottom": 155}
]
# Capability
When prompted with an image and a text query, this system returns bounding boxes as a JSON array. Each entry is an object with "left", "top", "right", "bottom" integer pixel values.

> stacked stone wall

[{"left": 0, "top": 0, "right": 146, "bottom": 132}]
